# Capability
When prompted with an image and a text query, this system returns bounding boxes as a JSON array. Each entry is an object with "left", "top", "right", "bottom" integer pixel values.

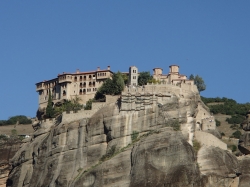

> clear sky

[{"left": 1, "top": 1, "right": 250, "bottom": 120}]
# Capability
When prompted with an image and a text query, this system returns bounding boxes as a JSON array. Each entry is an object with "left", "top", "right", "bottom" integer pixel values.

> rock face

[
  {"left": 239, "top": 110, "right": 250, "bottom": 155},
  {"left": 6, "top": 86, "right": 246, "bottom": 187},
  {"left": 238, "top": 156, "right": 250, "bottom": 187},
  {"left": 0, "top": 141, "right": 21, "bottom": 187}
]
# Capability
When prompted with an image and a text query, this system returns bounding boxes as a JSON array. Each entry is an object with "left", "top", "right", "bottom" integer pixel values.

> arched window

[
  {"left": 80, "top": 83, "right": 83, "bottom": 88},
  {"left": 89, "top": 75, "right": 92, "bottom": 79},
  {"left": 74, "top": 76, "right": 77, "bottom": 82},
  {"left": 83, "top": 89, "right": 86, "bottom": 94},
  {"left": 93, "top": 82, "right": 95, "bottom": 86},
  {"left": 84, "top": 76, "right": 86, "bottom": 80},
  {"left": 80, "top": 76, "right": 82, "bottom": 81},
  {"left": 89, "top": 82, "right": 92, "bottom": 87},
  {"left": 83, "top": 82, "right": 86, "bottom": 87},
  {"left": 79, "top": 89, "right": 82, "bottom": 95},
  {"left": 63, "top": 90, "right": 66, "bottom": 96}
]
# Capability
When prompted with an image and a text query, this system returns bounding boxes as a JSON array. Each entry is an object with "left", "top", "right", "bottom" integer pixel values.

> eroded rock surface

[
  {"left": 0, "top": 141, "right": 21, "bottom": 187},
  {"left": 7, "top": 91, "right": 245, "bottom": 187}
]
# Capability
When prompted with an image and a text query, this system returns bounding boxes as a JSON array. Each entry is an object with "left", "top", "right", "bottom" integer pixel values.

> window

[{"left": 74, "top": 76, "right": 77, "bottom": 82}]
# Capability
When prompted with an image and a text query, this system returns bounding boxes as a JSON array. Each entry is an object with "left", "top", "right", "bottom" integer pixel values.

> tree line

[{"left": 0, "top": 115, "right": 32, "bottom": 126}]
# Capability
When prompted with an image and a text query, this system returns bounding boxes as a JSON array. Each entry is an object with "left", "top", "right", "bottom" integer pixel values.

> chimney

[
  {"left": 107, "top": 66, "right": 110, "bottom": 70},
  {"left": 76, "top": 69, "right": 80, "bottom": 73},
  {"left": 97, "top": 67, "right": 100, "bottom": 71}
]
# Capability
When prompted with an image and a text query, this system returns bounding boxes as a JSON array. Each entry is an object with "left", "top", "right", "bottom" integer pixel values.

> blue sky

[{"left": 1, "top": 1, "right": 250, "bottom": 120}]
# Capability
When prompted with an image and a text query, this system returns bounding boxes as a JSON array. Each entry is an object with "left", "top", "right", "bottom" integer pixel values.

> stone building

[
  {"left": 128, "top": 66, "right": 138, "bottom": 86},
  {"left": 153, "top": 65, "right": 191, "bottom": 85},
  {"left": 35, "top": 66, "right": 113, "bottom": 108},
  {"left": 35, "top": 64, "right": 194, "bottom": 109}
]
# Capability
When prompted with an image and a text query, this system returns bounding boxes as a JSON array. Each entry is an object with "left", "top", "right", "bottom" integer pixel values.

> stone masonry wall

[{"left": 195, "top": 131, "right": 227, "bottom": 150}]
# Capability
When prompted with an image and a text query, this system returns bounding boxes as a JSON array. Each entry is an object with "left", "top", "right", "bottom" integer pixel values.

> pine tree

[{"left": 46, "top": 90, "right": 54, "bottom": 118}]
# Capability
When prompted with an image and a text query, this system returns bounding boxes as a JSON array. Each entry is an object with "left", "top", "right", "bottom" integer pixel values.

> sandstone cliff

[
  {"left": 6, "top": 85, "right": 247, "bottom": 187},
  {"left": 0, "top": 141, "right": 21, "bottom": 187}
]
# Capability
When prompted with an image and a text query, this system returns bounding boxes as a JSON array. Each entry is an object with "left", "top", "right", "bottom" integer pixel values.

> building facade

[{"left": 36, "top": 66, "right": 113, "bottom": 108}]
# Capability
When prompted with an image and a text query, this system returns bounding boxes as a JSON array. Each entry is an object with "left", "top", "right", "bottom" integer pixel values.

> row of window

[
  {"left": 74, "top": 75, "right": 96, "bottom": 81},
  {"left": 97, "top": 72, "right": 107, "bottom": 76},
  {"left": 79, "top": 88, "right": 97, "bottom": 94},
  {"left": 79, "top": 82, "right": 95, "bottom": 87}
]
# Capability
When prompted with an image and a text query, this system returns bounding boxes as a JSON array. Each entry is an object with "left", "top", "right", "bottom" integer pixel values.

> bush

[
  {"left": 228, "top": 145, "right": 237, "bottom": 152},
  {"left": 84, "top": 99, "right": 93, "bottom": 110},
  {"left": 232, "top": 130, "right": 242, "bottom": 139},
  {"left": 100, "top": 145, "right": 117, "bottom": 161},
  {"left": 131, "top": 131, "right": 139, "bottom": 142},
  {"left": 215, "top": 119, "right": 221, "bottom": 127},
  {"left": 193, "top": 139, "right": 201, "bottom": 155},
  {"left": 226, "top": 115, "right": 245, "bottom": 124},
  {"left": 221, "top": 132, "right": 225, "bottom": 136}
]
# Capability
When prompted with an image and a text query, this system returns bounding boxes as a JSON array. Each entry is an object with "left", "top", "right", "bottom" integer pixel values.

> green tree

[
  {"left": 46, "top": 90, "right": 54, "bottom": 118},
  {"left": 112, "top": 71, "right": 125, "bottom": 95},
  {"left": 138, "top": 71, "right": 151, "bottom": 86},
  {"left": 190, "top": 74, "right": 206, "bottom": 93},
  {"left": 5, "top": 115, "right": 31, "bottom": 125},
  {"left": 189, "top": 74, "right": 195, "bottom": 80},
  {"left": 84, "top": 99, "right": 93, "bottom": 110},
  {"left": 94, "top": 72, "right": 125, "bottom": 100},
  {"left": 121, "top": 73, "right": 129, "bottom": 85}
]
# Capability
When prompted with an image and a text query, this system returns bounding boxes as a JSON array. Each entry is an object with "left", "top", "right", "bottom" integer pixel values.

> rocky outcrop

[
  {"left": 7, "top": 88, "right": 245, "bottom": 187},
  {"left": 239, "top": 110, "right": 250, "bottom": 155}
]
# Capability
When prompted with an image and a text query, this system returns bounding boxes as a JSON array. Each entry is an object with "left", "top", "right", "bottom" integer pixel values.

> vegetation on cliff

[{"left": 189, "top": 74, "right": 206, "bottom": 92}]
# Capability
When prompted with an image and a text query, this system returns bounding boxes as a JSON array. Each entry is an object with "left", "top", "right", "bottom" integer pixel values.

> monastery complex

[{"left": 36, "top": 65, "right": 194, "bottom": 108}]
